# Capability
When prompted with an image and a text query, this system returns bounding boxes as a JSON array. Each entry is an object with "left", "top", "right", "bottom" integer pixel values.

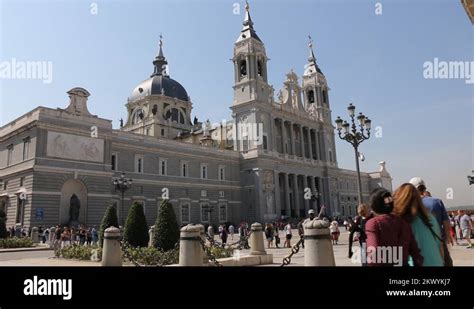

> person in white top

[
  {"left": 228, "top": 225, "right": 235, "bottom": 240},
  {"left": 284, "top": 223, "right": 292, "bottom": 248}
]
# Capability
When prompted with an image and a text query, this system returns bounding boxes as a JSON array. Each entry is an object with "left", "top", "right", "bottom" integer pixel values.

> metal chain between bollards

[
  {"left": 199, "top": 238, "right": 223, "bottom": 267},
  {"left": 205, "top": 230, "right": 252, "bottom": 251},
  {"left": 280, "top": 237, "right": 303, "bottom": 267}
]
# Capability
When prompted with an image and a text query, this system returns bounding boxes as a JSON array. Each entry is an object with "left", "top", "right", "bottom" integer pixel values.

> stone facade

[{"left": 0, "top": 5, "right": 392, "bottom": 229}]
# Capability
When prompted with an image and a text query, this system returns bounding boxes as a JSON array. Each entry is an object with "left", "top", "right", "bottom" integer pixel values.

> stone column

[
  {"left": 293, "top": 174, "right": 300, "bottom": 218},
  {"left": 179, "top": 224, "right": 203, "bottom": 266},
  {"left": 304, "top": 219, "right": 335, "bottom": 266},
  {"left": 317, "top": 177, "right": 324, "bottom": 209},
  {"left": 148, "top": 226, "right": 155, "bottom": 247},
  {"left": 284, "top": 173, "right": 291, "bottom": 218},
  {"left": 31, "top": 227, "right": 39, "bottom": 243},
  {"left": 273, "top": 118, "right": 278, "bottom": 153},
  {"left": 249, "top": 223, "right": 266, "bottom": 255},
  {"left": 274, "top": 171, "right": 281, "bottom": 219},
  {"left": 303, "top": 176, "right": 309, "bottom": 213},
  {"left": 299, "top": 125, "right": 305, "bottom": 158},
  {"left": 310, "top": 177, "right": 317, "bottom": 211},
  {"left": 101, "top": 227, "right": 122, "bottom": 267},
  {"left": 281, "top": 120, "right": 287, "bottom": 154},
  {"left": 289, "top": 122, "right": 295, "bottom": 156},
  {"left": 308, "top": 128, "right": 313, "bottom": 160},
  {"left": 315, "top": 130, "right": 321, "bottom": 161}
]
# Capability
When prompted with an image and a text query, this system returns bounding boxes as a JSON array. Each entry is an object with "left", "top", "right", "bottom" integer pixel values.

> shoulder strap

[{"left": 421, "top": 217, "right": 444, "bottom": 243}]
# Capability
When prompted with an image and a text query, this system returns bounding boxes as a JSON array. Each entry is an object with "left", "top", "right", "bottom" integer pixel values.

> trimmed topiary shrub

[
  {"left": 99, "top": 205, "right": 119, "bottom": 247},
  {"left": 123, "top": 202, "right": 149, "bottom": 247},
  {"left": 153, "top": 199, "right": 179, "bottom": 251},
  {"left": 0, "top": 218, "right": 6, "bottom": 239}
]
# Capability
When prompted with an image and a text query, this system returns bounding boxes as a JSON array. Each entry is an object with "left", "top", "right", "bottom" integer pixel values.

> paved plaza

[{"left": 0, "top": 230, "right": 472, "bottom": 267}]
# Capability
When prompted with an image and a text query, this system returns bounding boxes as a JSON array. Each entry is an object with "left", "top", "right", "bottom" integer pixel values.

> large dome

[{"left": 130, "top": 75, "right": 189, "bottom": 102}]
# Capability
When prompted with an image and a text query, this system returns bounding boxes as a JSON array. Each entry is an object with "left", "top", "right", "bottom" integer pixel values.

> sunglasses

[{"left": 383, "top": 196, "right": 393, "bottom": 204}]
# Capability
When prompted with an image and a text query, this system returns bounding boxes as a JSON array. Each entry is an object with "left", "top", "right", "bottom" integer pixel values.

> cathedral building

[{"left": 0, "top": 4, "right": 392, "bottom": 229}]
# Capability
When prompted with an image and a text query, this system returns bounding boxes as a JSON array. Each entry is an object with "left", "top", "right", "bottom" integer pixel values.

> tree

[
  {"left": 99, "top": 205, "right": 119, "bottom": 247},
  {"left": 123, "top": 202, "right": 149, "bottom": 247},
  {"left": 153, "top": 199, "right": 179, "bottom": 251}
]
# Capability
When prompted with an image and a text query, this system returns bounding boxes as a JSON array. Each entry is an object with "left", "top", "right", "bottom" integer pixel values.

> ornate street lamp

[
  {"left": 112, "top": 172, "right": 132, "bottom": 225},
  {"left": 335, "top": 103, "right": 372, "bottom": 203}
]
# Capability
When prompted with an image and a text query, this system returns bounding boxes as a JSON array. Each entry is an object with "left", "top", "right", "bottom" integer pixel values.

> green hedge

[
  {"left": 123, "top": 246, "right": 179, "bottom": 266},
  {"left": 0, "top": 237, "right": 34, "bottom": 248},
  {"left": 54, "top": 244, "right": 102, "bottom": 261},
  {"left": 209, "top": 246, "right": 234, "bottom": 259}
]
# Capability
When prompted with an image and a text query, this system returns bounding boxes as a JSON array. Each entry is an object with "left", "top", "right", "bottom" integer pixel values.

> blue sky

[{"left": 0, "top": 0, "right": 473, "bottom": 207}]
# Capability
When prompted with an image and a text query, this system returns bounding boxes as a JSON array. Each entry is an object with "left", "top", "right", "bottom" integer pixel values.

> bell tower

[{"left": 232, "top": 1, "right": 272, "bottom": 106}]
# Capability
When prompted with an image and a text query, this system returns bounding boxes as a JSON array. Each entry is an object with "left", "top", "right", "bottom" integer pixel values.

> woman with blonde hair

[{"left": 393, "top": 183, "right": 444, "bottom": 266}]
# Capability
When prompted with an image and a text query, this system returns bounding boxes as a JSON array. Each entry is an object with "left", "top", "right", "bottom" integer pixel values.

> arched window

[
  {"left": 307, "top": 90, "right": 315, "bottom": 103},
  {"left": 164, "top": 108, "right": 185, "bottom": 124},
  {"left": 257, "top": 60, "right": 263, "bottom": 76},
  {"left": 240, "top": 60, "right": 247, "bottom": 76}
]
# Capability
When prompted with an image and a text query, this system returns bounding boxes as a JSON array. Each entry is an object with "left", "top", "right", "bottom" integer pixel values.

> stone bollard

[
  {"left": 148, "top": 225, "right": 155, "bottom": 247},
  {"left": 31, "top": 227, "right": 39, "bottom": 243},
  {"left": 179, "top": 224, "right": 203, "bottom": 266},
  {"left": 249, "top": 223, "right": 266, "bottom": 256},
  {"left": 101, "top": 226, "right": 122, "bottom": 267},
  {"left": 303, "top": 219, "right": 335, "bottom": 266},
  {"left": 198, "top": 224, "right": 208, "bottom": 264}
]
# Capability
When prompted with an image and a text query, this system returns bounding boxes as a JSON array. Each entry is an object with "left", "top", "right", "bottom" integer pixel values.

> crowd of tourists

[{"left": 346, "top": 177, "right": 473, "bottom": 266}]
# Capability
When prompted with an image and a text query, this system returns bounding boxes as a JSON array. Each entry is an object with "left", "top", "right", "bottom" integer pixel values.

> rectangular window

[
  {"left": 19, "top": 177, "right": 25, "bottom": 187},
  {"left": 161, "top": 129, "right": 165, "bottom": 136},
  {"left": 22, "top": 137, "right": 30, "bottom": 161},
  {"left": 181, "top": 203, "right": 190, "bottom": 223},
  {"left": 201, "top": 164, "right": 207, "bottom": 179},
  {"left": 219, "top": 191, "right": 225, "bottom": 198},
  {"left": 159, "top": 158, "right": 167, "bottom": 175},
  {"left": 201, "top": 190, "right": 207, "bottom": 197},
  {"left": 218, "top": 165, "right": 225, "bottom": 181},
  {"left": 262, "top": 135, "right": 268, "bottom": 150},
  {"left": 219, "top": 204, "right": 227, "bottom": 222},
  {"left": 111, "top": 154, "right": 117, "bottom": 171},
  {"left": 181, "top": 161, "right": 188, "bottom": 177},
  {"left": 135, "top": 155, "right": 144, "bottom": 173},
  {"left": 3, "top": 181, "right": 8, "bottom": 190},
  {"left": 201, "top": 203, "right": 210, "bottom": 223},
  {"left": 7, "top": 145, "right": 13, "bottom": 166}
]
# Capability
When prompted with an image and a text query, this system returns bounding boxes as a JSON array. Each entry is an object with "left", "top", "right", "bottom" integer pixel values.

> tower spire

[
  {"left": 305, "top": 34, "right": 322, "bottom": 74},
  {"left": 236, "top": 1, "right": 262, "bottom": 43},
  {"left": 151, "top": 34, "right": 168, "bottom": 77}
]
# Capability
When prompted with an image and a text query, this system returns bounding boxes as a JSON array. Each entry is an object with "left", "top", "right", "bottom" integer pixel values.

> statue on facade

[
  {"left": 69, "top": 194, "right": 80, "bottom": 223},
  {"left": 119, "top": 118, "right": 124, "bottom": 128}
]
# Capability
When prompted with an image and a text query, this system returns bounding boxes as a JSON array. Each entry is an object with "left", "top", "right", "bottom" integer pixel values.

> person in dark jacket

[
  {"left": 365, "top": 188, "right": 423, "bottom": 266},
  {"left": 348, "top": 203, "right": 374, "bottom": 263}
]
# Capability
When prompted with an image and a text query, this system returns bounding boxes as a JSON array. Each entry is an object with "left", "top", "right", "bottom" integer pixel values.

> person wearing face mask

[{"left": 365, "top": 188, "right": 423, "bottom": 266}]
